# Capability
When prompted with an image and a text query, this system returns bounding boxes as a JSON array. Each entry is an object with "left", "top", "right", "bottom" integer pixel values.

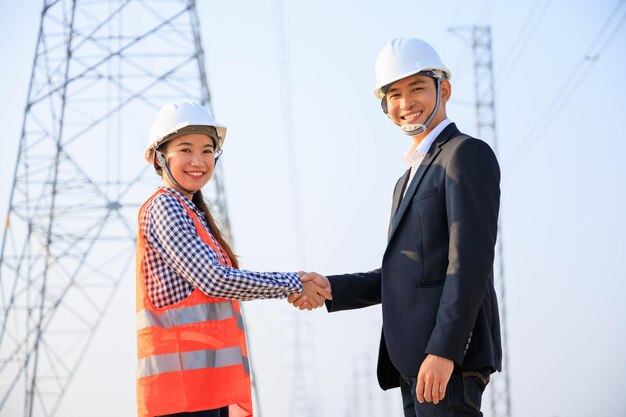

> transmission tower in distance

[
  {"left": 0, "top": 1, "right": 231, "bottom": 416},
  {"left": 271, "top": 1, "right": 319, "bottom": 416},
  {"left": 448, "top": 25, "right": 512, "bottom": 417}
]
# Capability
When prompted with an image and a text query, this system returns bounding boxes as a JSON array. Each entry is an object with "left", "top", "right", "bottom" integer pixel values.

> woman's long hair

[{"left": 192, "top": 190, "right": 239, "bottom": 269}]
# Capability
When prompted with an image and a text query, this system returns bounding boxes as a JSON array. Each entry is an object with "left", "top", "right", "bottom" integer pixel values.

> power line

[
  {"left": 503, "top": 0, "right": 626, "bottom": 176},
  {"left": 450, "top": 0, "right": 551, "bottom": 120},
  {"left": 272, "top": 0, "right": 304, "bottom": 262},
  {"left": 496, "top": 0, "right": 553, "bottom": 87},
  {"left": 448, "top": 0, "right": 499, "bottom": 85},
  {"left": 476, "top": 0, "right": 499, "bottom": 24},
  {"left": 270, "top": 1, "right": 319, "bottom": 417}
]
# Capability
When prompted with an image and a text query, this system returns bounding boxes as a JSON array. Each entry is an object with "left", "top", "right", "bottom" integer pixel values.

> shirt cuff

[{"left": 287, "top": 272, "right": 303, "bottom": 295}]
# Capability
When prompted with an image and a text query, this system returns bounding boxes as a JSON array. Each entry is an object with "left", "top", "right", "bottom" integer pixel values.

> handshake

[{"left": 287, "top": 271, "right": 332, "bottom": 311}]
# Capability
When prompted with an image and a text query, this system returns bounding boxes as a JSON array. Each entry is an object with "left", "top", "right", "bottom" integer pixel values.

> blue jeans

[{"left": 400, "top": 368, "right": 491, "bottom": 417}]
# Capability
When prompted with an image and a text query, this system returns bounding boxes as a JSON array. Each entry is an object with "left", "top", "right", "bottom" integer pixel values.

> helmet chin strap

[
  {"left": 399, "top": 77, "right": 442, "bottom": 137},
  {"left": 155, "top": 150, "right": 197, "bottom": 196}
]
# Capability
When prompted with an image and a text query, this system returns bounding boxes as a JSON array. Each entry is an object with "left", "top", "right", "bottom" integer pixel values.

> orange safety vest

[{"left": 136, "top": 189, "right": 253, "bottom": 417}]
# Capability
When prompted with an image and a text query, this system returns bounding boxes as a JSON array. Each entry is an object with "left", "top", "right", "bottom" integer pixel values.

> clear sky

[{"left": 1, "top": 1, "right": 625, "bottom": 417}]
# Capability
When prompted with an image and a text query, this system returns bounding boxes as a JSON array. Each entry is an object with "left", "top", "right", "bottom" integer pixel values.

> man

[{"left": 290, "top": 37, "right": 502, "bottom": 416}]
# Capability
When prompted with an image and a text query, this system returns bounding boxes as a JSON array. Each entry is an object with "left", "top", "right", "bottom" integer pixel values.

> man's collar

[{"left": 402, "top": 118, "right": 451, "bottom": 168}]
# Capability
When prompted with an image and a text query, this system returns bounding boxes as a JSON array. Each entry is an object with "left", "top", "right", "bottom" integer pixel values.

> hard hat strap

[
  {"left": 155, "top": 150, "right": 197, "bottom": 195},
  {"left": 418, "top": 69, "right": 446, "bottom": 81}
]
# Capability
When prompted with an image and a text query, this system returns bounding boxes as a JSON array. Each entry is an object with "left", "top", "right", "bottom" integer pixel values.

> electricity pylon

[
  {"left": 0, "top": 1, "right": 231, "bottom": 416},
  {"left": 449, "top": 25, "right": 512, "bottom": 417}
]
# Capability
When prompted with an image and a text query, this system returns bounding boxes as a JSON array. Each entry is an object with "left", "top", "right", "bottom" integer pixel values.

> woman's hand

[{"left": 287, "top": 271, "right": 332, "bottom": 310}]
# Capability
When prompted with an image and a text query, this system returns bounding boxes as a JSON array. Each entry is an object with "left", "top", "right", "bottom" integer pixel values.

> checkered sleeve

[{"left": 147, "top": 193, "right": 302, "bottom": 301}]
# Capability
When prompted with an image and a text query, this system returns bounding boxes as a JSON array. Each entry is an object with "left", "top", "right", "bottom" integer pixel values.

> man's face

[{"left": 384, "top": 73, "right": 450, "bottom": 136}]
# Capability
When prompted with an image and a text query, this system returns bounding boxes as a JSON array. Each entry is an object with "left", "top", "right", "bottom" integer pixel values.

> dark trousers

[
  {"left": 158, "top": 407, "right": 229, "bottom": 417},
  {"left": 400, "top": 368, "right": 491, "bottom": 417}
]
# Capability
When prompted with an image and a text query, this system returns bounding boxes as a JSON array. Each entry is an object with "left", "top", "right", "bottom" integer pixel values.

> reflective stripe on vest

[
  {"left": 137, "top": 346, "right": 250, "bottom": 378},
  {"left": 136, "top": 297, "right": 244, "bottom": 333},
  {"left": 136, "top": 301, "right": 234, "bottom": 330},
  {"left": 236, "top": 311, "right": 245, "bottom": 330}
]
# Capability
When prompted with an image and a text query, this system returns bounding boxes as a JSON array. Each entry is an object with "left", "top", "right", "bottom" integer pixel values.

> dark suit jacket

[{"left": 326, "top": 123, "right": 502, "bottom": 390}]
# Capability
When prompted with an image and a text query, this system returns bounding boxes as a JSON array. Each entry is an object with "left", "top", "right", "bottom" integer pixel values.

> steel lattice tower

[
  {"left": 449, "top": 25, "right": 512, "bottom": 417},
  {"left": 0, "top": 1, "right": 232, "bottom": 416}
]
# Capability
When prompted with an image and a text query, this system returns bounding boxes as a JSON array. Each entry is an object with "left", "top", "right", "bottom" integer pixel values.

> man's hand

[
  {"left": 287, "top": 271, "right": 332, "bottom": 310},
  {"left": 416, "top": 354, "right": 454, "bottom": 404}
]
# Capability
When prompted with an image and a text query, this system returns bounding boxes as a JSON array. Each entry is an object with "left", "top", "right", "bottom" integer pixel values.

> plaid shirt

[{"left": 140, "top": 186, "right": 302, "bottom": 308}]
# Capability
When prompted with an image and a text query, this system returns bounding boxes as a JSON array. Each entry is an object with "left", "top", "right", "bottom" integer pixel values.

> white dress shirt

[{"left": 402, "top": 119, "right": 451, "bottom": 198}]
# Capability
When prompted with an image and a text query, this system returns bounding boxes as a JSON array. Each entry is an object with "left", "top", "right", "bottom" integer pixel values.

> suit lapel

[
  {"left": 387, "top": 123, "right": 460, "bottom": 243},
  {"left": 388, "top": 169, "right": 411, "bottom": 238}
]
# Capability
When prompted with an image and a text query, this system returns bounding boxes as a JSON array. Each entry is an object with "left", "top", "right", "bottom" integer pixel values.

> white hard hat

[
  {"left": 145, "top": 100, "right": 227, "bottom": 163},
  {"left": 374, "top": 38, "right": 451, "bottom": 100}
]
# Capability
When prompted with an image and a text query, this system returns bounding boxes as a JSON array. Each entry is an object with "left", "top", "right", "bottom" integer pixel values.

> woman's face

[{"left": 162, "top": 133, "right": 217, "bottom": 195}]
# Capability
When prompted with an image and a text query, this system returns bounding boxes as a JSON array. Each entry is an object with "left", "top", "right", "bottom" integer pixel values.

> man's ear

[{"left": 441, "top": 79, "right": 452, "bottom": 102}]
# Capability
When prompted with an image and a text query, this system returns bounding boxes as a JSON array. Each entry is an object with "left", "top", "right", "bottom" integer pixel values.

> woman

[{"left": 136, "top": 100, "right": 329, "bottom": 417}]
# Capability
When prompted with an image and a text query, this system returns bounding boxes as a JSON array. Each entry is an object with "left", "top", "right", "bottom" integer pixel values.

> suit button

[
  {"left": 465, "top": 344, "right": 470, "bottom": 349},
  {"left": 463, "top": 350, "right": 467, "bottom": 356},
  {"left": 469, "top": 331, "right": 473, "bottom": 337},
  {"left": 468, "top": 337, "right": 472, "bottom": 343}
]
